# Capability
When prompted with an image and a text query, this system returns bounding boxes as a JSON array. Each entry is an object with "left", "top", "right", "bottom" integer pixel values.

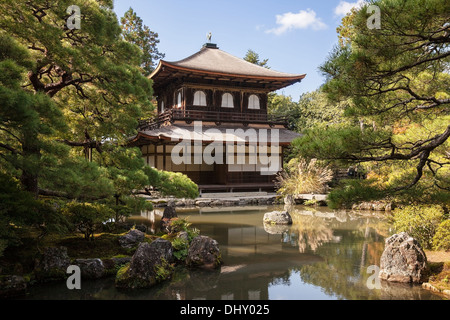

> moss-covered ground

[{"left": 425, "top": 250, "right": 450, "bottom": 292}]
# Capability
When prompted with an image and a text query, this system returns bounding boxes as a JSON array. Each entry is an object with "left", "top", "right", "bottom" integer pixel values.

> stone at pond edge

[
  {"left": 379, "top": 232, "right": 428, "bottom": 284},
  {"left": 0, "top": 275, "right": 27, "bottom": 298},
  {"left": 263, "top": 211, "right": 292, "bottom": 225},
  {"left": 186, "top": 235, "right": 222, "bottom": 270},
  {"left": 34, "top": 246, "right": 71, "bottom": 281},
  {"left": 263, "top": 223, "right": 290, "bottom": 235},
  {"left": 118, "top": 228, "right": 145, "bottom": 249},
  {"left": 115, "top": 239, "right": 174, "bottom": 289},
  {"left": 284, "top": 195, "right": 295, "bottom": 205},
  {"left": 74, "top": 258, "right": 105, "bottom": 279},
  {"left": 160, "top": 205, "right": 178, "bottom": 233}
]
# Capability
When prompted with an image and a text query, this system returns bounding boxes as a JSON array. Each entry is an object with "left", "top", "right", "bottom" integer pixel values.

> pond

[{"left": 21, "top": 205, "right": 444, "bottom": 300}]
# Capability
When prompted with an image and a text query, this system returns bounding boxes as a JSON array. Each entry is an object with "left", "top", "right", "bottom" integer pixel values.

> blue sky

[{"left": 112, "top": 0, "right": 365, "bottom": 100}]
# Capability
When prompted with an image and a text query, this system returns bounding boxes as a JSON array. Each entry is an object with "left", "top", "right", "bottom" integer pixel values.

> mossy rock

[
  {"left": 115, "top": 239, "right": 174, "bottom": 289},
  {"left": 33, "top": 247, "right": 70, "bottom": 282},
  {"left": 186, "top": 235, "right": 223, "bottom": 270}
]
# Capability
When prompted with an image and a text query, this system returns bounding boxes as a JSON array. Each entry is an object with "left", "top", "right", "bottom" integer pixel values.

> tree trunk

[{"left": 21, "top": 132, "right": 40, "bottom": 198}]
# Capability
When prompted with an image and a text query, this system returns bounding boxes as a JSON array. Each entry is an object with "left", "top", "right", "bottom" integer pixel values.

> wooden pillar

[
  {"left": 163, "top": 144, "right": 166, "bottom": 170},
  {"left": 155, "top": 143, "right": 158, "bottom": 169}
]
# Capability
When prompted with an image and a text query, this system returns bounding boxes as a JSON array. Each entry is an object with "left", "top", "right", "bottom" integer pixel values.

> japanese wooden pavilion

[{"left": 129, "top": 42, "right": 305, "bottom": 194}]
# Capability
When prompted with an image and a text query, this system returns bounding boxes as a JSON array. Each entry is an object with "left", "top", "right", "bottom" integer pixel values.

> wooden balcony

[{"left": 138, "top": 108, "right": 288, "bottom": 130}]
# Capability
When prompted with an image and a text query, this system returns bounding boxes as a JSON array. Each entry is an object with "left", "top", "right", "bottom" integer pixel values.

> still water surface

[{"left": 23, "top": 205, "right": 444, "bottom": 300}]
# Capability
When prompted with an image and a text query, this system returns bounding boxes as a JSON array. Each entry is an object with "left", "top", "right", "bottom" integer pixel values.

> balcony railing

[{"left": 139, "top": 108, "right": 288, "bottom": 130}]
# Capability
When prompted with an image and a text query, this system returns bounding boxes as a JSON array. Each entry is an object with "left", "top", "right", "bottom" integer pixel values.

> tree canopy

[
  {"left": 120, "top": 7, "right": 165, "bottom": 76},
  {"left": 243, "top": 49, "right": 269, "bottom": 68},
  {"left": 293, "top": 0, "right": 449, "bottom": 206},
  {"left": 0, "top": 1, "right": 197, "bottom": 251}
]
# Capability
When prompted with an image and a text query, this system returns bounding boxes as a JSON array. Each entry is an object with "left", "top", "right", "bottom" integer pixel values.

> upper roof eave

[
  {"left": 151, "top": 60, "right": 306, "bottom": 82},
  {"left": 150, "top": 46, "right": 306, "bottom": 85}
]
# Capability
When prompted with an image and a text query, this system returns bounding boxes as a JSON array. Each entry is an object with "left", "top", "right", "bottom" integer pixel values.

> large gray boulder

[
  {"left": 263, "top": 211, "right": 293, "bottom": 225},
  {"left": 74, "top": 258, "right": 105, "bottom": 279},
  {"left": 34, "top": 246, "right": 71, "bottom": 281},
  {"left": 379, "top": 232, "right": 428, "bottom": 283},
  {"left": 118, "top": 228, "right": 145, "bottom": 249},
  {"left": 186, "top": 235, "right": 222, "bottom": 270},
  {"left": 115, "top": 239, "right": 173, "bottom": 289}
]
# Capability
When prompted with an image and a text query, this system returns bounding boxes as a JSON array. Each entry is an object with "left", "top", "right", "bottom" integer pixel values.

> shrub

[
  {"left": 392, "top": 205, "right": 445, "bottom": 249},
  {"left": 144, "top": 167, "right": 199, "bottom": 199},
  {"left": 276, "top": 157, "right": 333, "bottom": 196},
  {"left": 62, "top": 202, "right": 115, "bottom": 241},
  {"left": 433, "top": 220, "right": 450, "bottom": 251},
  {"left": 163, "top": 218, "right": 197, "bottom": 239},
  {"left": 171, "top": 237, "right": 189, "bottom": 261},
  {"left": 326, "top": 179, "right": 384, "bottom": 209}
]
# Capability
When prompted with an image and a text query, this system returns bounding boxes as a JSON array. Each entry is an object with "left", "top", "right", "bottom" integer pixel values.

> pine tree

[
  {"left": 120, "top": 7, "right": 165, "bottom": 76},
  {"left": 294, "top": 0, "right": 450, "bottom": 205}
]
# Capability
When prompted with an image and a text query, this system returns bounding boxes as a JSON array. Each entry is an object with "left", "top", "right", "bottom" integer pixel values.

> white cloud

[
  {"left": 266, "top": 9, "right": 327, "bottom": 35},
  {"left": 334, "top": 0, "right": 366, "bottom": 16}
]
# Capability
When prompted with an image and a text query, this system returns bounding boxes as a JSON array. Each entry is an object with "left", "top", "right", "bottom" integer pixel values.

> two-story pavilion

[{"left": 129, "top": 43, "right": 306, "bottom": 194}]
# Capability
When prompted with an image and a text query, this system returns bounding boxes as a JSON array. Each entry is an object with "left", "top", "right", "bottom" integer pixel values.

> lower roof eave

[{"left": 130, "top": 124, "right": 302, "bottom": 146}]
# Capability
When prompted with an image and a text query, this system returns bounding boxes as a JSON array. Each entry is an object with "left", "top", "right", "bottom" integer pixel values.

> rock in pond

[
  {"left": 118, "top": 228, "right": 146, "bottom": 249},
  {"left": 160, "top": 205, "right": 178, "bottom": 233},
  {"left": 379, "top": 232, "right": 428, "bottom": 283},
  {"left": 115, "top": 239, "right": 173, "bottom": 289},
  {"left": 34, "top": 246, "right": 71, "bottom": 281},
  {"left": 263, "top": 211, "right": 292, "bottom": 225},
  {"left": 74, "top": 258, "right": 105, "bottom": 279},
  {"left": 0, "top": 275, "right": 27, "bottom": 298},
  {"left": 186, "top": 235, "right": 222, "bottom": 270}
]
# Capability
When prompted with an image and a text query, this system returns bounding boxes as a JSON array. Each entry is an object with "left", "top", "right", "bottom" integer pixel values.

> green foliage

[
  {"left": 168, "top": 218, "right": 199, "bottom": 240},
  {"left": 243, "top": 49, "right": 269, "bottom": 68},
  {"left": 144, "top": 167, "right": 199, "bottom": 199},
  {"left": 326, "top": 179, "right": 385, "bottom": 209},
  {"left": 0, "top": 1, "right": 189, "bottom": 245},
  {"left": 392, "top": 205, "right": 446, "bottom": 249},
  {"left": 432, "top": 220, "right": 450, "bottom": 251},
  {"left": 120, "top": 7, "right": 164, "bottom": 76},
  {"left": 171, "top": 237, "right": 189, "bottom": 261},
  {"left": 153, "top": 257, "right": 173, "bottom": 282},
  {"left": 303, "top": 199, "right": 320, "bottom": 207},
  {"left": 267, "top": 94, "right": 301, "bottom": 131},
  {"left": 276, "top": 158, "right": 333, "bottom": 196},
  {"left": 293, "top": 0, "right": 450, "bottom": 205},
  {"left": 293, "top": 125, "right": 388, "bottom": 163},
  {"left": 0, "top": 173, "right": 70, "bottom": 254},
  {"left": 267, "top": 89, "right": 348, "bottom": 137},
  {"left": 0, "top": 0, "right": 154, "bottom": 196},
  {"left": 62, "top": 202, "right": 115, "bottom": 241}
]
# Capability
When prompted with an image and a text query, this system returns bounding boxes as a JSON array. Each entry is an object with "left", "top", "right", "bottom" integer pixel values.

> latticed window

[
  {"left": 221, "top": 92, "right": 234, "bottom": 108},
  {"left": 177, "top": 91, "right": 182, "bottom": 108},
  {"left": 193, "top": 90, "right": 207, "bottom": 106},
  {"left": 248, "top": 94, "right": 260, "bottom": 109}
]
